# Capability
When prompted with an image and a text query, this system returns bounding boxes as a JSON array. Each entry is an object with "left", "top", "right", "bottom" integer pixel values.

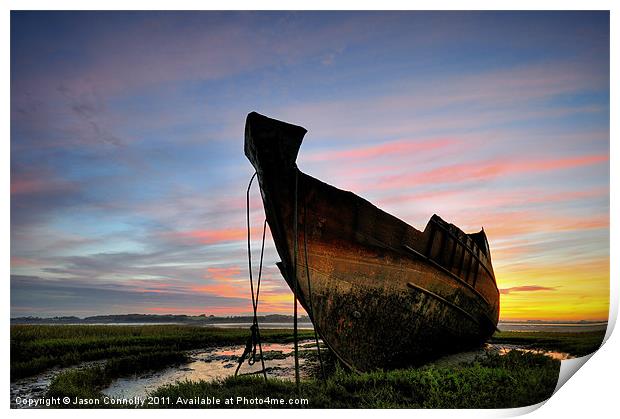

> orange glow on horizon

[{"left": 495, "top": 255, "right": 609, "bottom": 322}]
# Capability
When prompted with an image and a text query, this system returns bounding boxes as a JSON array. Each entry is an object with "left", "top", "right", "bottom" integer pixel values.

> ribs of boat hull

[{"left": 244, "top": 112, "right": 500, "bottom": 371}]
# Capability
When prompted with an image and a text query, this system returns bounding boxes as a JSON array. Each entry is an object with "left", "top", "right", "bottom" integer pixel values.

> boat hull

[{"left": 244, "top": 112, "right": 500, "bottom": 371}]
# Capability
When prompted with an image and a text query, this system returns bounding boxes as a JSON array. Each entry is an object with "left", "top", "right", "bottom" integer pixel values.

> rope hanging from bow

[{"left": 235, "top": 172, "right": 268, "bottom": 380}]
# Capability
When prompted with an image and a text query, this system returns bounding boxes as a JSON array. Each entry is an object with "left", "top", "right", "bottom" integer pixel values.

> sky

[{"left": 10, "top": 11, "right": 609, "bottom": 321}]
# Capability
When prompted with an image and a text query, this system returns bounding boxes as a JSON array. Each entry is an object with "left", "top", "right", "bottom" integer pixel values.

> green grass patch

[{"left": 148, "top": 351, "right": 560, "bottom": 408}]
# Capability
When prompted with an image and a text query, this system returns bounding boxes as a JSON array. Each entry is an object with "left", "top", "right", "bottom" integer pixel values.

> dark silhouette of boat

[{"left": 244, "top": 111, "right": 500, "bottom": 372}]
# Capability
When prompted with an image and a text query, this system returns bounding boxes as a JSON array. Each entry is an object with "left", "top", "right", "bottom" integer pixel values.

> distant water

[
  {"left": 43, "top": 322, "right": 185, "bottom": 326},
  {"left": 498, "top": 322, "right": 607, "bottom": 333},
  {"left": 239, "top": 321, "right": 609, "bottom": 333},
  {"left": 222, "top": 321, "right": 608, "bottom": 332},
  {"left": 218, "top": 321, "right": 608, "bottom": 332},
  {"left": 12, "top": 321, "right": 608, "bottom": 333},
  {"left": 12, "top": 322, "right": 317, "bottom": 329},
  {"left": 207, "top": 322, "right": 315, "bottom": 329}
]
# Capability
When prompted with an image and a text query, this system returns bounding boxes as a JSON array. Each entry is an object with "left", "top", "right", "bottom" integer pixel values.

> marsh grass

[
  {"left": 14, "top": 325, "right": 605, "bottom": 409},
  {"left": 11, "top": 325, "right": 314, "bottom": 380}
]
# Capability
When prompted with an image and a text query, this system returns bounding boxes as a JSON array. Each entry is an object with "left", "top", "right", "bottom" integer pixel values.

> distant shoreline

[
  {"left": 9, "top": 314, "right": 311, "bottom": 325},
  {"left": 10, "top": 314, "right": 608, "bottom": 329}
]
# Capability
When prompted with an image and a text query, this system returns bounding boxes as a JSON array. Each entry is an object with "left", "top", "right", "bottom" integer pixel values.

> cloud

[
  {"left": 192, "top": 283, "right": 246, "bottom": 299},
  {"left": 10, "top": 166, "right": 89, "bottom": 227},
  {"left": 375, "top": 185, "right": 608, "bottom": 211},
  {"left": 12, "top": 12, "right": 387, "bottom": 96},
  {"left": 272, "top": 57, "right": 608, "bottom": 144},
  {"left": 372, "top": 154, "right": 608, "bottom": 191},
  {"left": 206, "top": 266, "right": 243, "bottom": 279},
  {"left": 11, "top": 172, "right": 79, "bottom": 196},
  {"left": 304, "top": 137, "right": 457, "bottom": 162},
  {"left": 56, "top": 83, "right": 123, "bottom": 147},
  {"left": 10, "top": 257, "right": 40, "bottom": 267},
  {"left": 143, "top": 306, "right": 234, "bottom": 315},
  {"left": 169, "top": 228, "right": 248, "bottom": 245},
  {"left": 476, "top": 211, "right": 608, "bottom": 240},
  {"left": 500, "top": 285, "right": 558, "bottom": 295},
  {"left": 10, "top": 275, "right": 250, "bottom": 317}
]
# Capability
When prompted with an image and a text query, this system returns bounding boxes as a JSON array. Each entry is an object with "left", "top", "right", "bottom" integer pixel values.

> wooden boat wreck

[{"left": 244, "top": 112, "right": 500, "bottom": 372}]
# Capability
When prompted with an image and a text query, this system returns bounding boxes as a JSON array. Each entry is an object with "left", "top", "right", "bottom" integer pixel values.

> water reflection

[{"left": 102, "top": 340, "right": 320, "bottom": 400}]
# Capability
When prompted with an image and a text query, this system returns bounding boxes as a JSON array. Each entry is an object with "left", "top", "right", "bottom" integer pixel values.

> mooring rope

[
  {"left": 238, "top": 169, "right": 323, "bottom": 387},
  {"left": 234, "top": 172, "right": 267, "bottom": 380}
]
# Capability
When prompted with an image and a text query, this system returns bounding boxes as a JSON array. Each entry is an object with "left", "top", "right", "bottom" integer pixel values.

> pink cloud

[
  {"left": 374, "top": 154, "right": 608, "bottom": 191},
  {"left": 304, "top": 137, "right": 456, "bottom": 162},
  {"left": 465, "top": 211, "right": 608, "bottom": 240},
  {"left": 10, "top": 257, "right": 39, "bottom": 267},
  {"left": 168, "top": 228, "right": 247, "bottom": 245},
  {"left": 145, "top": 306, "right": 244, "bottom": 315},
  {"left": 120, "top": 279, "right": 194, "bottom": 295},
  {"left": 376, "top": 186, "right": 608, "bottom": 213},
  {"left": 206, "top": 266, "right": 243, "bottom": 280},
  {"left": 11, "top": 173, "right": 78, "bottom": 196},
  {"left": 192, "top": 283, "right": 247, "bottom": 299}
]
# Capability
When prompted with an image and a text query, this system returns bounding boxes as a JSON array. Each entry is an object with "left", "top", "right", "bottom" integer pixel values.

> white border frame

[{"left": 3, "top": 2, "right": 617, "bottom": 418}]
